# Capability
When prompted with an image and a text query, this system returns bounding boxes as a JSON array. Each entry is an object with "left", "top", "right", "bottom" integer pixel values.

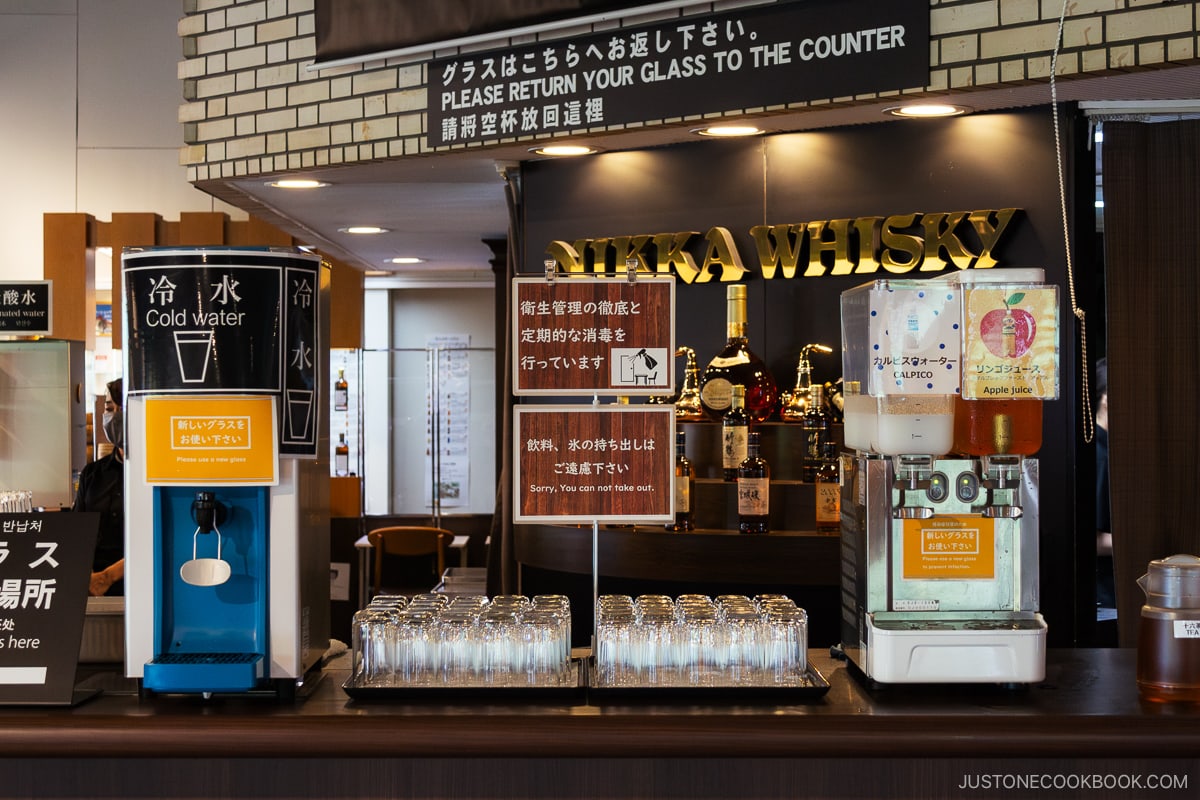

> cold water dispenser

[{"left": 121, "top": 247, "right": 330, "bottom": 697}]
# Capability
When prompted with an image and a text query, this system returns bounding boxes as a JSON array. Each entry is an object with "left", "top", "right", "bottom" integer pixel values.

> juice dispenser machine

[
  {"left": 838, "top": 273, "right": 1056, "bottom": 684},
  {"left": 121, "top": 247, "right": 330, "bottom": 697}
]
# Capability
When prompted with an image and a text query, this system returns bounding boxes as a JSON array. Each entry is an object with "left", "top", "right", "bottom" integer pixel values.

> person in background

[{"left": 73, "top": 378, "right": 125, "bottom": 596}]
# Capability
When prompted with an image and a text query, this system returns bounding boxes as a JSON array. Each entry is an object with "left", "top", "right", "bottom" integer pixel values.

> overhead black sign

[
  {"left": 0, "top": 281, "right": 52, "bottom": 335},
  {"left": 123, "top": 249, "right": 322, "bottom": 457},
  {"left": 0, "top": 513, "right": 97, "bottom": 706},
  {"left": 429, "top": 0, "right": 928, "bottom": 147}
]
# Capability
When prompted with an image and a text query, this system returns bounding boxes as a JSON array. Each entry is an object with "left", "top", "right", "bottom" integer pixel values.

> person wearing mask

[{"left": 73, "top": 378, "right": 126, "bottom": 596}]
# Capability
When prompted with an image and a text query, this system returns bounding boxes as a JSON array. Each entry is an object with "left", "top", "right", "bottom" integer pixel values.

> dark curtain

[
  {"left": 1102, "top": 119, "right": 1200, "bottom": 646},
  {"left": 487, "top": 165, "right": 522, "bottom": 595},
  {"left": 316, "top": 0, "right": 652, "bottom": 62}
]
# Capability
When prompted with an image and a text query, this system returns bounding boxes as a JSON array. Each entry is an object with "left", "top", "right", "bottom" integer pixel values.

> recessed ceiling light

[
  {"left": 691, "top": 124, "right": 765, "bottom": 137},
  {"left": 266, "top": 179, "right": 330, "bottom": 189},
  {"left": 884, "top": 103, "right": 971, "bottom": 118},
  {"left": 386, "top": 257, "right": 425, "bottom": 265},
  {"left": 528, "top": 144, "right": 601, "bottom": 157},
  {"left": 338, "top": 226, "right": 389, "bottom": 235}
]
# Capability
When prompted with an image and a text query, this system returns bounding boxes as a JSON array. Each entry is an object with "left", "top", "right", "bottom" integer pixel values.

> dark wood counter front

[{"left": 0, "top": 650, "right": 1195, "bottom": 799}]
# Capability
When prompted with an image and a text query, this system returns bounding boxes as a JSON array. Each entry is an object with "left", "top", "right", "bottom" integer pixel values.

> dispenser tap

[
  {"left": 980, "top": 415, "right": 1024, "bottom": 518},
  {"left": 672, "top": 346, "right": 704, "bottom": 420},
  {"left": 781, "top": 343, "right": 833, "bottom": 422},
  {"left": 191, "top": 491, "right": 227, "bottom": 534},
  {"left": 891, "top": 454, "right": 935, "bottom": 519}
]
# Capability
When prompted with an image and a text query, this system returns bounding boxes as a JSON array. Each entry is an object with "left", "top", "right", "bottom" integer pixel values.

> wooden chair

[{"left": 367, "top": 526, "right": 452, "bottom": 597}]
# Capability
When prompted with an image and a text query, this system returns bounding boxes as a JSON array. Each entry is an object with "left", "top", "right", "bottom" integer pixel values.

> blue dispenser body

[{"left": 142, "top": 486, "right": 270, "bottom": 693}]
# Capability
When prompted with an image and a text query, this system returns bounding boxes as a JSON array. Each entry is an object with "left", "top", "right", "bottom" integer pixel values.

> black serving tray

[
  {"left": 584, "top": 660, "right": 831, "bottom": 702},
  {"left": 342, "top": 661, "right": 585, "bottom": 702}
]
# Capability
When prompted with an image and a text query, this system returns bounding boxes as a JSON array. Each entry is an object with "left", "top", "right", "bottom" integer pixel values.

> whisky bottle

[
  {"left": 699, "top": 284, "right": 778, "bottom": 423},
  {"left": 722, "top": 384, "right": 750, "bottom": 481},
  {"left": 334, "top": 367, "right": 349, "bottom": 412},
  {"left": 800, "top": 384, "right": 830, "bottom": 481},
  {"left": 669, "top": 429, "right": 696, "bottom": 531},
  {"left": 737, "top": 431, "right": 770, "bottom": 535},
  {"left": 335, "top": 432, "right": 349, "bottom": 476},
  {"left": 814, "top": 444, "right": 841, "bottom": 535}
]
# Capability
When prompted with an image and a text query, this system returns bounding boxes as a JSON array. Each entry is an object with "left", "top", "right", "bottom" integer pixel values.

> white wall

[{"left": 0, "top": 0, "right": 244, "bottom": 283}]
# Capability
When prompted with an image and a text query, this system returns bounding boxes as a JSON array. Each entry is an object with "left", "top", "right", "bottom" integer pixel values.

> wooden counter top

[{"left": 2, "top": 649, "right": 1196, "bottom": 760}]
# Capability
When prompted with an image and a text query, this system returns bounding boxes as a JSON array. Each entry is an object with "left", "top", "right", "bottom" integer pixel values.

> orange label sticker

[
  {"left": 143, "top": 395, "right": 278, "bottom": 485},
  {"left": 902, "top": 516, "right": 995, "bottom": 579}
]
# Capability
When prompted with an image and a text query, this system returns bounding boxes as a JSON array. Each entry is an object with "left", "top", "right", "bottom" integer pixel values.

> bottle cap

[{"left": 732, "top": 384, "right": 745, "bottom": 398}]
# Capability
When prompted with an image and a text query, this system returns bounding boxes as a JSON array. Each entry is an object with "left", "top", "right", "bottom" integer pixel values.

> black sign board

[
  {"left": 123, "top": 249, "right": 323, "bottom": 457},
  {"left": 429, "top": 0, "right": 928, "bottom": 147},
  {"left": 0, "top": 513, "right": 98, "bottom": 706},
  {"left": 0, "top": 281, "right": 52, "bottom": 335}
]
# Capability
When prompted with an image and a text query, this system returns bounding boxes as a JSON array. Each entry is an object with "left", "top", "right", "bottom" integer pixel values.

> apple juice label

[
  {"left": 867, "top": 284, "right": 962, "bottom": 396},
  {"left": 960, "top": 285, "right": 1060, "bottom": 400},
  {"left": 737, "top": 478, "right": 769, "bottom": 516}
]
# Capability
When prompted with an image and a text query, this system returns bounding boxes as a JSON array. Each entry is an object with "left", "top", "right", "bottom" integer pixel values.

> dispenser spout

[{"left": 191, "top": 491, "right": 226, "bottom": 534}]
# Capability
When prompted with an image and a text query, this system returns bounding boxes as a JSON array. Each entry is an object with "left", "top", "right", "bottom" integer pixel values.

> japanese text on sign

[
  {"left": 515, "top": 407, "right": 673, "bottom": 523},
  {"left": 0, "top": 519, "right": 58, "bottom": 612},
  {"left": 513, "top": 276, "right": 673, "bottom": 395},
  {"left": 902, "top": 517, "right": 996, "bottom": 580},
  {"left": 430, "top": 0, "right": 927, "bottom": 146},
  {"left": 171, "top": 416, "right": 252, "bottom": 448},
  {"left": 0, "top": 282, "right": 52, "bottom": 334}
]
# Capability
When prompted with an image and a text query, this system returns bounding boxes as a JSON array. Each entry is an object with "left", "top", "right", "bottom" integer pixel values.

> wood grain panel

[
  {"left": 328, "top": 255, "right": 364, "bottom": 349},
  {"left": 42, "top": 213, "right": 95, "bottom": 343},
  {"left": 179, "top": 211, "right": 229, "bottom": 245}
]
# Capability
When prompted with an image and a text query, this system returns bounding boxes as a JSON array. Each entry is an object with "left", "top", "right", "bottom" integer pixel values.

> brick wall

[{"left": 179, "top": 0, "right": 1200, "bottom": 184}]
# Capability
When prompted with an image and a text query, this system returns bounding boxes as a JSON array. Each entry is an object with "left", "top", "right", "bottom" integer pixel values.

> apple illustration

[{"left": 980, "top": 292, "right": 1036, "bottom": 358}]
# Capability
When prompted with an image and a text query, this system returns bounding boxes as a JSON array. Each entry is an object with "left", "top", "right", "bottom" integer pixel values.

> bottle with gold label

[
  {"left": 737, "top": 431, "right": 770, "bottom": 535},
  {"left": 669, "top": 429, "right": 695, "bottom": 531},
  {"left": 722, "top": 384, "right": 750, "bottom": 481},
  {"left": 699, "top": 284, "right": 778, "bottom": 423},
  {"left": 814, "top": 443, "right": 841, "bottom": 535}
]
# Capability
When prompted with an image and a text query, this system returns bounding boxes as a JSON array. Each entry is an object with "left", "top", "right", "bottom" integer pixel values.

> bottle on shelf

[
  {"left": 722, "top": 384, "right": 750, "bottom": 482},
  {"left": 669, "top": 429, "right": 696, "bottom": 531},
  {"left": 780, "top": 343, "right": 833, "bottom": 422},
  {"left": 334, "top": 367, "right": 349, "bottom": 412},
  {"left": 699, "top": 284, "right": 778, "bottom": 423},
  {"left": 800, "top": 383, "right": 830, "bottom": 481},
  {"left": 823, "top": 379, "right": 845, "bottom": 422},
  {"left": 673, "top": 346, "right": 704, "bottom": 421},
  {"left": 737, "top": 431, "right": 770, "bottom": 535},
  {"left": 335, "top": 432, "right": 349, "bottom": 476},
  {"left": 814, "top": 443, "right": 841, "bottom": 535}
]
